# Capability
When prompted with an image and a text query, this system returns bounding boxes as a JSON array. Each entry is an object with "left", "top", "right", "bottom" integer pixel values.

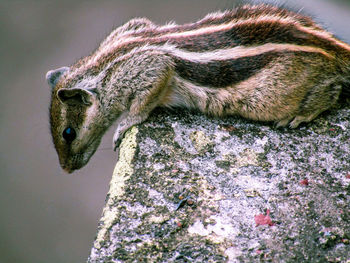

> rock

[{"left": 88, "top": 101, "right": 350, "bottom": 263}]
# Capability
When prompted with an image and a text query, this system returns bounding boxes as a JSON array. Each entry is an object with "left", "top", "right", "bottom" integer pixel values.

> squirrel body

[{"left": 47, "top": 4, "right": 350, "bottom": 172}]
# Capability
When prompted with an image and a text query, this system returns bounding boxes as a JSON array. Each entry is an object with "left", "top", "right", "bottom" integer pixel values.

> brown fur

[{"left": 46, "top": 4, "right": 350, "bottom": 172}]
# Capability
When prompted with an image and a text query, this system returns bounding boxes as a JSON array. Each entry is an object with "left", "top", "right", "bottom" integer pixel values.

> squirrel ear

[
  {"left": 57, "top": 88, "right": 95, "bottom": 106},
  {"left": 46, "top": 67, "right": 69, "bottom": 88}
]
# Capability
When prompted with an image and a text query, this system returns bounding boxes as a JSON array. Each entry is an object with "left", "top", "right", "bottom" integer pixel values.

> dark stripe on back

[{"left": 173, "top": 50, "right": 297, "bottom": 87}]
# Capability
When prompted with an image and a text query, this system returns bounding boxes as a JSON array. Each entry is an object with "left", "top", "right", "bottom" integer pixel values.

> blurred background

[{"left": 0, "top": 0, "right": 349, "bottom": 262}]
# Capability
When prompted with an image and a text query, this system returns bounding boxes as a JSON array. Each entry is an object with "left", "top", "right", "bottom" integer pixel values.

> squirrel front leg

[
  {"left": 112, "top": 111, "right": 149, "bottom": 150},
  {"left": 111, "top": 51, "right": 174, "bottom": 150}
]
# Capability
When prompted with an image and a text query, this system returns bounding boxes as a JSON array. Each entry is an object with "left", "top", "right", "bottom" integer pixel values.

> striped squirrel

[{"left": 47, "top": 4, "right": 350, "bottom": 173}]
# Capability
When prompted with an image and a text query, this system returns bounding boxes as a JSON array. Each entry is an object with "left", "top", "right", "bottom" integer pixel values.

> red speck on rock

[
  {"left": 300, "top": 179, "right": 309, "bottom": 186},
  {"left": 255, "top": 209, "right": 275, "bottom": 226}
]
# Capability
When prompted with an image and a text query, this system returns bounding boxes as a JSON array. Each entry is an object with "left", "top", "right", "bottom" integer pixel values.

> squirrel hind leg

[
  {"left": 275, "top": 110, "right": 323, "bottom": 129},
  {"left": 289, "top": 110, "right": 324, "bottom": 128},
  {"left": 287, "top": 82, "right": 342, "bottom": 128},
  {"left": 275, "top": 117, "right": 294, "bottom": 128}
]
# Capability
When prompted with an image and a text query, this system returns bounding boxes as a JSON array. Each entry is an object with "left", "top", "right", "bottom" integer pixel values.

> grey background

[{"left": 0, "top": 0, "right": 349, "bottom": 262}]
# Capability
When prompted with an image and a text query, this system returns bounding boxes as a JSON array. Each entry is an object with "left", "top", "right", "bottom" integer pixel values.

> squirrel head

[{"left": 47, "top": 67, "right": 105, "bottom": 173}]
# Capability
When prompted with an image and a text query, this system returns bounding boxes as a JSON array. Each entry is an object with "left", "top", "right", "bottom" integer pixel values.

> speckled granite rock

[{"left": 88, "top": 101, "right": 350, "bottom": 263}]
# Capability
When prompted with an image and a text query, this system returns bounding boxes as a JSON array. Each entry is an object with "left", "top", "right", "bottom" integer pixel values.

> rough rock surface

[{"left": 88, "top": 100, "right": 350, "bottom": 263}]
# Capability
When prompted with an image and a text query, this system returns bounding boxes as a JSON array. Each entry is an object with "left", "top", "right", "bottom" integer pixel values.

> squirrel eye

[{"left": 62, "top": 127, "right": 76, "bottom": 143}]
